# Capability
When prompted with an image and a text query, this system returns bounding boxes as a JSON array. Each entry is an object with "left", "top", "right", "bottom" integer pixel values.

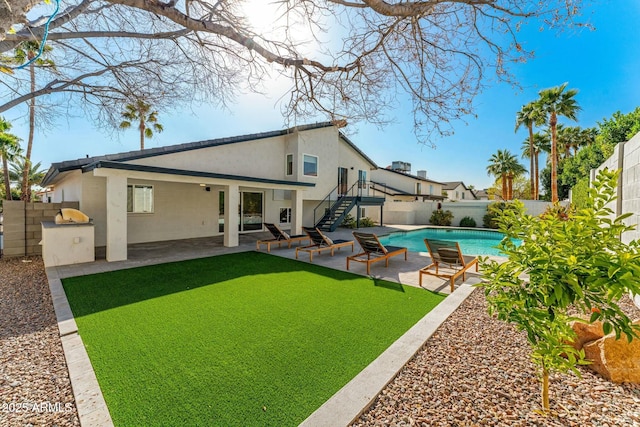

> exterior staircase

[{"left": 315, "top": 196, "right": 357, "bottom": 232}]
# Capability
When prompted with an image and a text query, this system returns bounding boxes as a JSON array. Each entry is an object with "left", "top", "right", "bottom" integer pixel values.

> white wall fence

[
  {"left": 593, "top": 131, "right": 640, "bottom": 245},
  {"left": 367, "top": 200, "right": 554, "bottom": 227}
]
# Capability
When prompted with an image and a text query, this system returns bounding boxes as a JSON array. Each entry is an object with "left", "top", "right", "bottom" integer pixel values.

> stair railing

[{"left": 313, "top": 184, "right": 340, "bottom": 226}]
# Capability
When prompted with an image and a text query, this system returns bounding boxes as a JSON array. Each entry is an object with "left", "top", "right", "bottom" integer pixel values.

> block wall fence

[
  {"left": 593, "top": 131, "right": 640, "bottom": 245},
  {"left": 1, "top": 200, "right": 79, "bottom": 258}
]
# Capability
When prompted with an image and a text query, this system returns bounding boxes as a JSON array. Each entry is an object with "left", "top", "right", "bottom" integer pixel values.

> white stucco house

[
  {"left": 41, "top": 122, "right": 384, "bottom": 262},
  {"left": 442, "top": 181, "right": 477, "bottom": 201},
  {"left": 370, "top": 168, "right": 445, "bottom": 202}
]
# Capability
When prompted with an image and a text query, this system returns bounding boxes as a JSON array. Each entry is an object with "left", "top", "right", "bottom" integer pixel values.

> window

[
  {"left": 416, "top": 182, "right": 422, "bottom": 195},
  {"left": 280, "top": 207, "right": 292, "bottom": 223},
  {"left": 462, "top": 192, "right": 465, "bottom": 199},
  {"left": 303, "top": 154, "right": 318, "bottom": 177},
  {"left": 285, "top": 154, "right": 293, "bottom": 176},
  {"left": 127, "top": 184, "right": 153, "bottom": 213},
  {"left": 429, "top": 185, "right": 433, "bottom": 195},
  {"left": 358, "top": 170, "right": 367, "bottom": 188}
]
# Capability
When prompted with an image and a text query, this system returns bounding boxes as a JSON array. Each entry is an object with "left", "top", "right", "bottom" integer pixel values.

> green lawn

[{"left": 63, "top": 252, "right": 444, "bottom": 426}]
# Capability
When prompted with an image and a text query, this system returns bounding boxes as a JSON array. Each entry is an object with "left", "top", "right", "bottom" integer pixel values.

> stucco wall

[{"left": 368, "top": 200, "right": 554, "bottom": 226}]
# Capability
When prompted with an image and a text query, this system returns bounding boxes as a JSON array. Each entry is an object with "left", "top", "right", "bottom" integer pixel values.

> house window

[
  {"left": 303, "top": 154, "right": 318, "bottom": 177},
  {"left": 455, "top": 191, "right": 460, "bottom": 199},
  {"left": 429, "top": 185, "right": 433, "bottom": 195},
  {"left": 358, "top": 170, "right": 367, "bottom": 188},
  {"left": 285, "top": 154, "right": 293, "bottom": 176},
  {"left": 127, "top": 184, "right": 153, "bottom": 213},
  {"left": 462, "top": 192, "right": 465, "bottom": 199},
  {"left": 280, "top": 207, "right": 292, "bottom": 223},
  {"left": 416, "top": 182, "right": 422, "bottom": 195}
]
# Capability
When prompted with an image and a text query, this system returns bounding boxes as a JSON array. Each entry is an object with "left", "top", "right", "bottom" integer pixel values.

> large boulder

[
  {"left": 582, "top": 320, "right": 640, "bottom": 383},
  {"left": 569, "top": 320, "right": 604, "bottom": 351}
]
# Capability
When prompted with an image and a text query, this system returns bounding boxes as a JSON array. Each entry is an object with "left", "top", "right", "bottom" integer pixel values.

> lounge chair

[
  {"left": 419, "top": 238, "right": 478, "bottom": 292},
  {"left": 346, "top": 232, "right": 407, "bottom": 275},
  {"left": 295, "top": 227, "right": 354, "bottom": 262},
  {"left": 256, "top": 223, "right": 311, "bottom": 252}
]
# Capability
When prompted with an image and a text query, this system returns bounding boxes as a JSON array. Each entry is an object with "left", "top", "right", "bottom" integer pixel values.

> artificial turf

[{"left": 62, "top": 251, "right": 445, "bottom": 426}]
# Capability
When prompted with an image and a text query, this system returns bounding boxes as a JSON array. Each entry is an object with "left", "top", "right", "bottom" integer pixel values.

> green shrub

[
  {"left": 340, "top": 213, "right": 356, "bottom": 229},
  {"left": 459, "top": 216, "right": 476, "bottom": 227},
  {"left": 540, "top": 202, "right": 575, "bottom": 221},
  {"left": 359, "top": 217, "right": 376, "bottom": 227},
  {"left": 430, "top": 209, "right": 453, "bottom": 226},
  {"left": 483, "top": 201, "right": 519, "bottom": 229},
  {"left": 480, "top": 168, "right": 640, "bottom": 413},
  {"left": 571, "top": 177, "right": 589, "bottom": 210}
]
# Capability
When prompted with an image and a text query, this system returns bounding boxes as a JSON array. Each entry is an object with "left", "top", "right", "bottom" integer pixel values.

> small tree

[
  {"left": 480, "top": 168, "right": 640, "bottom": 413},
  {"left": 119, "top": 99, "right": 164, "bottom": 150}
]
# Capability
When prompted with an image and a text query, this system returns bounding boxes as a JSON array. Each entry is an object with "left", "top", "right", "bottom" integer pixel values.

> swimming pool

[{"left": 378, "top": 228, "right": 513, "bottom": 256}]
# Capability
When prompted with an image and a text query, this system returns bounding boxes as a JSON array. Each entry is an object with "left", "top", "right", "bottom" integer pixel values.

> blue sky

[{"left": 7, "top": 1, "right": 640, "bottom": 190}]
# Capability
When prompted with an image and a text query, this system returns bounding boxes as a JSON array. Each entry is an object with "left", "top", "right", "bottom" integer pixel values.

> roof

[
  {"left": 42, "top": 122, "right": 377, "bottom": 186},
  {"left": 376, "top": 167, "right": 445, "bottom": 185},
  {"left": 82, "top": 161, "right": 315, "bottom": 187}
]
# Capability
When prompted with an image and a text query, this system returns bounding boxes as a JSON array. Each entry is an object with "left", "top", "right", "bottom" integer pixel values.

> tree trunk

[
  {"left": 528, "top": 124, "right": 535, "bottom": 199},
  {"left": 541, "top": 364, "right": 550, "bottom": 413},
  {"left": 550, "top": 113, "right": 558, "bottom": 203},
  {"left": 22, "top": 61, "right": 36, "bottom": 202},
  {"left": 139, "top": 119, "right": 145, "bottom": 150},
  {"left": 534, "top": 149, "right": 539, "bottom": 200},
  {"left": 2, "top": 155, "right": 11, "bottom": 200},
  {"left": 501, "top": 174, "right": 507, "bottom": 200}
]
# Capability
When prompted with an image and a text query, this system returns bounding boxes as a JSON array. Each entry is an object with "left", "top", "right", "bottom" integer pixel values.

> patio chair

[
  {"left": 295, "top": 227, "right": 354, "bottom": 262},
  {"left": 419, "top": 239, "right": 478, "bottom": 292},
  {"left": 346, "top": 232, "right": 407, "bottom": 275},
  {"left": 256, "top": 223, "right": 311, "bottom": 252}
]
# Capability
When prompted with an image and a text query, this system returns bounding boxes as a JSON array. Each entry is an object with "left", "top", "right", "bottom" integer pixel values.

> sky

[{"left": 6, "top": 1, "right": 640, "bottom": 190}]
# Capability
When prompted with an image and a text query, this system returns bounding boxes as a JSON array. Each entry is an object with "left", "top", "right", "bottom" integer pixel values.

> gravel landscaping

[
  {"left": 0, "top": 257, "right": 79, "bottom": 427},
  {"left": 353, "top": 289, "right": 640, "bottom": 427}
]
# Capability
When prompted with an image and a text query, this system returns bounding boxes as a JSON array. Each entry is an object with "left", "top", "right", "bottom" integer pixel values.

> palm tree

[
  {"left": 537, "top": 83, "right": 581, "bottom": 202},
  {"left": 9, "top": 158, "right": 45, "bottom": 201},
  {"left": 0, "top": 117, "right": 22, "bottom": 200},
  {"left": 487, "top": 149, "right": 526, "bottom": 200},
  {"left": 521, "top": 132, "right": 550, "bottom": 201},
  {"left": 515, "top": 101, "right": 546, "bottom": 200},
  {"left": 13, "top": 41, "right": 55, "bottom": 201},
  {"left": 119, "top": 100, "right": 164, "bottom": 150},
  {"left": 557, "top": 126, "right": 596, "bottom": 157}
]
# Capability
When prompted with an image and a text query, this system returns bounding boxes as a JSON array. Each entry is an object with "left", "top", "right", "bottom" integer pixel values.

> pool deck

[{"left": 45, "top": 224, "right": 495, "bottom": 427}]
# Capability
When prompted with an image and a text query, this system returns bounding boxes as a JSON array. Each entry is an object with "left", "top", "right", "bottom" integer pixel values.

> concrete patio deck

[{"left": 51, "top": 225, "right": 482, "bottom": 293}]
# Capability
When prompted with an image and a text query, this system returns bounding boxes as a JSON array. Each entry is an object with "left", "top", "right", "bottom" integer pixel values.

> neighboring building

[
  {"left": 41, "top": 122, "right": 383, "bottom": 262},
  {"left": 442, "top": 181, "right": 477, "bottom": 201},
  {"left": 473, "top": 189, "right": 489, "bottom": 200},
  {"left": 370, "top": 167, "right": 445, "bottom": 202}
]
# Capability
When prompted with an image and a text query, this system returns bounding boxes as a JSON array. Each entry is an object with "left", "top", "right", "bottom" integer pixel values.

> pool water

[{"left": 378, "top": 228, "right": 514, "bottom": 256}]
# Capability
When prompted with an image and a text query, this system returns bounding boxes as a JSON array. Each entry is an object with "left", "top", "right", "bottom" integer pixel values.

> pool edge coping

[{"left": 299, "top": 279, "right": 479, "bottom": 427}]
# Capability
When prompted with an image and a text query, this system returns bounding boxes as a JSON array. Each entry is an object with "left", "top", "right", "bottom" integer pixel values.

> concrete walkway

[{"left": 45, "top": 225, "right": 485, "bottom": 426}]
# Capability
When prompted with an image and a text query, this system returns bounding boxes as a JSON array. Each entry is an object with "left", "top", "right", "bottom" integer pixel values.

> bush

[
  {"left": 459, "top": 216, "right": 476, "bottom": 227},
  {"left": 571, "top": 177, "right": 589, "bottom": 210},
  {"left": 480, "top": 168, "right": 640, "bottom": 413},
  {"left": 540, "top": 202, "right": 575, "bottom": 221},
  {"left": 483, "top": 201, "right": 519, "bottom": 229},
  {"left": 430, "top": 209, "right": 453, "bottom": 226},
  {"left": 359, "top": 217, "right": 376, "bottom": 227},
  {"left": 340, "top": 213, "right": 356, "bottom": 229}
]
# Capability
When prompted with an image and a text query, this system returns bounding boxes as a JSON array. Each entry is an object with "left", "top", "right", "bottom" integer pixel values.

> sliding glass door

[{"left": 241, "top": 192, "right": 263, "bottom": 231}]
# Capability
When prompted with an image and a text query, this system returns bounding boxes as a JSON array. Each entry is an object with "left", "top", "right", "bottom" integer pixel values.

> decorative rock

[
  {"left": 569, "top": 320, "right": 604, "bottom": 350},
  {"left": 583, "top": 320, "right": 640, "bottom": 383}
]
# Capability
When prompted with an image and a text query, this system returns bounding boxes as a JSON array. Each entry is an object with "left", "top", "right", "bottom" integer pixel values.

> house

[
  {"left": 473, "top": 189, "right": 489, "bottom": 200},
  {"left": 41, "top": 122, "right": 384, "bottom": 262},
  {"left": 370, "top": 167, "right": 445, "bottom": 202},
  {"left": 442, "top": 181, "right": 477, "bottom": 201}
]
